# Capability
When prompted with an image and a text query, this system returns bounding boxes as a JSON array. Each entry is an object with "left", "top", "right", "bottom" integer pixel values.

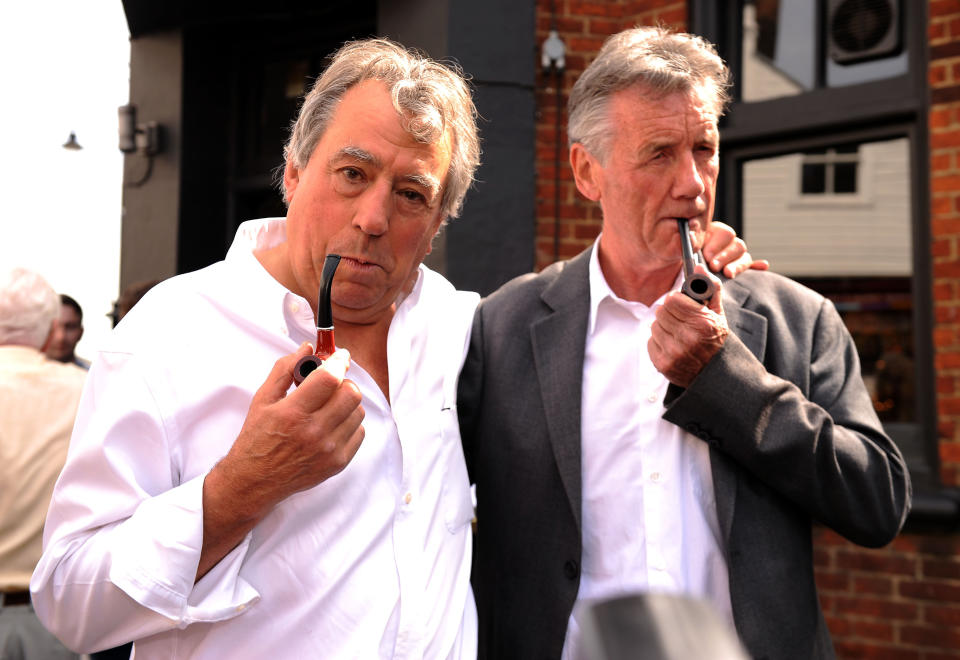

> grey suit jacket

[{"left": 458, "top": 247, "right": 911, "bottom": 660}]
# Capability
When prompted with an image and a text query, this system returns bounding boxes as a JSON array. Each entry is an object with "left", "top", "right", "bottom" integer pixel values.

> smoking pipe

[
  {"left": 676, "top": 218, "right": 717, "bottom": 304},
  {"left": 293, "top": 254, "right": 341, "bottom": 385}
]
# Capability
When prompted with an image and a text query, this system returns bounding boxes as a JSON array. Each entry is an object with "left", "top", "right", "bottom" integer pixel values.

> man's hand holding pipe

[
  {"left": 648, "top": 267, "right": 729, "bottom": 388},
  {"left": 198, "top": 343, "right": 364, "bottom": 579}
]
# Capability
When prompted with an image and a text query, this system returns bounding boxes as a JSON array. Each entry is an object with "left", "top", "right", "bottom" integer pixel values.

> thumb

[
  {"left": 258, "top": 342, "right": 314, "bottom": 404},
  {"left": 318, "top": 348, "right": 351, "bottom": 384}
]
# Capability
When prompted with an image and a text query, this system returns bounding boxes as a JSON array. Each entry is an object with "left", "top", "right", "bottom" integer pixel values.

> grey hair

[
  {"left": 568, "top": 25, "right": 731, "bottom": 161},
  {"left": 0, "top": 267, "right": 60, "bottom": 349},
  {"left": 282, "top": 38, "right": 481, "bottom": 220}
]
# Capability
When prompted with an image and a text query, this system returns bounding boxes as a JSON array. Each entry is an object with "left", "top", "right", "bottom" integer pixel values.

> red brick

[
  {"left": 932, "top": 216, "right": 960, "bottom": 235},
  {"left": 935, "top": 327, "right": 960, "bottom": 347},
  {"left": 901, "top": 623, "right": 960, "bottom": 648},
  {"left": 933, "top": 260, "right": 960, "bottom": 278},
  {"left": 925, "top": 603, "right": 960, "bottom": 626},
  {"left": 899, "top": 579, "right": 960, "bottom": 602},
  {"left": 932, "top": 22, "right": 948, "bottom": 44},
  {"left": 816, "top": 571, "right": 850, "bottom": 591},
  {"left": 932, "top": 173, "right": 960, "bottom": 192},
  {"left": 851, "top": 619, "right": 896, "bottom": 642},
  {"left": 933, "top": 238, "right": 955, "bottom": 257},
  {"left": 569, "top": 1, "right": 626, "bottom": 19},
  {"left": 834, "top": 596, "right": 919, "bottom": 620},
  {"left": 932, "top": 64, "right": 950, "bottom": 86},
  {"left": 940, "top": 442, "right": 960, "bottom": 464},
  {"left": 853, "top": 575, "right": 895, "bottom": 595},
  {"left": 939, "top": 397, "right": 960, "bottom": 415},
  {"left": 931, "top": 0, "right": 960, "bottom": 19},
  {"left": 835, "top": 549, "right": 916, "bottom": 576},
  {"left": 824, "top": 614, "right": 852, "bottom": 636},
  {"left": 833, "top": 640, "right": 921, "bottom": 660}
]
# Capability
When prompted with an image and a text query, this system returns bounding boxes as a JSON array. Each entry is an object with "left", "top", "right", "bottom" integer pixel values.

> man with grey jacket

[{"left": 458, "top": 25, "right": 911, "bottom": 660}]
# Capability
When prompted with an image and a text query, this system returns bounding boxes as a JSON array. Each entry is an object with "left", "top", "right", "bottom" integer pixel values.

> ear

[
  {"left": 424, "top": 215, "right": 446, "bottom": 256},
  {"left": 283, "top": 159, "right": 302, "bottom": 204},
  {"left": 570, "top": 142, "right": 602, "bottom": 202},
  {"left": 39, "top": 322, "right": 55, "bottom": 353}
]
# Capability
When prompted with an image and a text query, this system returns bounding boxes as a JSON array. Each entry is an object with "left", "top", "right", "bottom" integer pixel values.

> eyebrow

[
  {"left": 333, "top": 145, "right": 443, "bottom": 199},
  {"left": 334, "top": 146, "right": 380, "bottom": 167}
]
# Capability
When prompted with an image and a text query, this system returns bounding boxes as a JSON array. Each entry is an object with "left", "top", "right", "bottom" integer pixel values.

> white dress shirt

[
  {"left": 562, "top": 240, "right": 734, "bottom": 659},
  {"left": 31, "top": 218, "right": 480, "bottom": 659}
]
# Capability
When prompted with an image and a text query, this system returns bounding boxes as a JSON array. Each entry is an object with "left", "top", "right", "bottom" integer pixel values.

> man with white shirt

[
  {"left": 457, "top": 26, "right": 911, "bottom": 660},
  {"left": 31, "top": 38, "right": 482, "bottom": 659}
]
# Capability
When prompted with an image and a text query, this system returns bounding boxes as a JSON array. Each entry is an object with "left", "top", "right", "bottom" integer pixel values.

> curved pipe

[
  {"left": 677, "top": 218, "right": 716, "bottom": 304},
  {"left": 293, "top": 254, "right": 342, "bottom": 384}
]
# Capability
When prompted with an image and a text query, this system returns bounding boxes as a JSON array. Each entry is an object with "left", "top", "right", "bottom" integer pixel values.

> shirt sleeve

[{"left": 30, "top": 349, "right": 260, "bottom": 653}]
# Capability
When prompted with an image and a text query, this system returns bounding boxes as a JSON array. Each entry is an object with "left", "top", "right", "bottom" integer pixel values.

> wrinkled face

[
  {"left": 282, "top": 80, "right": 452, "bottom": 325},
  {"left": 46, "top": 305, "right": 82, "bottom": 361},
  {"left": 577, "top": 83, "right": 720, "bottom": 274}
]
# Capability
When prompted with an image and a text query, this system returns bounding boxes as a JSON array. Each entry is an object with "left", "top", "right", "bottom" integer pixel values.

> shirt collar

[{"left": 587, "top": 235, "right": 683, "bottom": 336}]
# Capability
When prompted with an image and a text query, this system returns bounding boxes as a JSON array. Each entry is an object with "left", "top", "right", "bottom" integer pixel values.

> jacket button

[{"left": 563, "top": 559, "right": 579, "bottom": 580}]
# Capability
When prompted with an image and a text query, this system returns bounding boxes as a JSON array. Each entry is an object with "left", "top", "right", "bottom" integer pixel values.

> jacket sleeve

[{"left": 662, "top": 295, "right": 911, "bottom": 547}]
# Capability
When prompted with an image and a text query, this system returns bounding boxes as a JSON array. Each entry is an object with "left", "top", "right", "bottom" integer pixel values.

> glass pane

[
  {"left": 834, "top": 162, "right": 857, "bottom": 193},
  {"left": 741, "top": 0, "right": 909, "bottom": 102},
  {"left": 742, "top": 0, "right": 815, "bottom": 102},
  {"left": 801, "top": 163, "right": 825, "bottom": 194},
  {"left": 741, "top": 136, "right": 915, "bottom": 424}
]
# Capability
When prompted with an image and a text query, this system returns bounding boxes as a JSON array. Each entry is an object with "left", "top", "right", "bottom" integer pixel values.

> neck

[{"left": 597, "top": 247, "right": 681, "bottom": 307}]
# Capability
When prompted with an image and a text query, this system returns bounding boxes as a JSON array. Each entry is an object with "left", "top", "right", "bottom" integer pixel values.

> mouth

[{"left": 337, "top": 256, "right": 383, "bottom": 271}]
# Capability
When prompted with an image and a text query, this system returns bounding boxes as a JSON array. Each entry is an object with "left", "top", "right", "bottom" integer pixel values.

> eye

[
  {"left": 340, "top": 166, "right": 364, "bottom": 182},
  {"left": 399, "top": 189, "right": 427, "bottom": 205}
]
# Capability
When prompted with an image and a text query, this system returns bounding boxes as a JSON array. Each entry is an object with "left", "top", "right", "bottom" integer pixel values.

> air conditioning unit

[{"left": 827, "top": 0, "right": 901, "bottom": 65}]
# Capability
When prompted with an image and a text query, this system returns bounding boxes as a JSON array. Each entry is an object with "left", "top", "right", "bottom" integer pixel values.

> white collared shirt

[
  {"left": 31, "top": 218, "right": 480, "bottom": 659},
  {"left": 562, "top": 239, "right": 734, "bottom": 659}
]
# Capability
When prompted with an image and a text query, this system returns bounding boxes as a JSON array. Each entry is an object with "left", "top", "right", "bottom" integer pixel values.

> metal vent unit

[{"left": 827, "top": 0, "right": 901, "bottom": 65}]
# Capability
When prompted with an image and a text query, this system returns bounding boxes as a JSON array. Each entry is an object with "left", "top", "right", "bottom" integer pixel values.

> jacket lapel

[{"left": 531, "top": 249, "right": 592, "bottom": 531}]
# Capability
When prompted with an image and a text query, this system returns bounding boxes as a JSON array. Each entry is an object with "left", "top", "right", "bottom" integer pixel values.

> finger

[
  {"left": 257, "top": 343, "right": 314, "bottom": 405},
  {"left": 702, "top": 222, "right": 735, "bottom": 262},
  {"left": 707, "top": 238, "right": 747, "bottom": 273},
  {"left": 721, "top": 253, "right": 770, "bottom": 278}
]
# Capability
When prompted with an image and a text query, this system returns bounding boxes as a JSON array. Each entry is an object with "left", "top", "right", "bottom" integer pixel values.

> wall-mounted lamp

[
  {"left": 118, "top": 104, "right": 163, "bottom": 156},
  {"left": 62, "top": 131, "right": 82, "bottom": 151},
  {"left": 118, "top": 104, "right": 164, "bottom": 185}
]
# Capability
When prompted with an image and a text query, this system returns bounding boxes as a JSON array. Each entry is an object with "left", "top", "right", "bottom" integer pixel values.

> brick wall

[{"left": 531, "top": 0, "right": 960, "bottom": 657}]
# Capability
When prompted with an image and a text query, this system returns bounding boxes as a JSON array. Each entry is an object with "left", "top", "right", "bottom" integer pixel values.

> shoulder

[
  {"left": 43, "top": 358, "right": 88, "bottom": 391},
  {"left": 480, "top": 252, "right": 585, "bottom": 314},
  {"left": 724, "top": 269, "right": 832, "bottom": 320}
]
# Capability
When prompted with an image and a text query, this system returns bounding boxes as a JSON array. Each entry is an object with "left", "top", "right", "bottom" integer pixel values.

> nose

[
  {"left": 672, "top": 152, "right": 705, "bottom": 200},
  {"left": 353, "top": 181, "right": 391, "bottom": 237}
]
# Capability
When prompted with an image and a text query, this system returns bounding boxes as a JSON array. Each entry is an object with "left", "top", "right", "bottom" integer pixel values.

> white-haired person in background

[{"left": 0, "top": 267, "right": 86, "bottom": 659}]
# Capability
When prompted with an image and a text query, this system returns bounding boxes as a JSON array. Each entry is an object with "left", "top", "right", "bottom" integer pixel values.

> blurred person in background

[
  {"left": 109, "top": 279, "right": 161, "bottom": 328},
  {"left": 0, "top": 267, "right": 86, "bottom": 659},
  {"left": 45, "top": 294, "right": 89, "bottom": 369}
]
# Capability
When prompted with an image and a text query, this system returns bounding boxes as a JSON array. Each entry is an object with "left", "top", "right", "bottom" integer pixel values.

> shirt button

[
  {"left": 647, "top": 393, "right": 658, "bottom": 403},
  {"left": 403, "top": 492, "right": 412, "bottom": 505},
  {"left": 650, "top": 472, "right": 661, "bottom": 483},
  {"left": 563, "top": 559, "right": 580, "bottom": 580},
  {"left": 280, "top": 326, "right": 289, "bottom": 336},
  {"left": 290, "top": 301, "right": 300, "bottom": 313}
]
